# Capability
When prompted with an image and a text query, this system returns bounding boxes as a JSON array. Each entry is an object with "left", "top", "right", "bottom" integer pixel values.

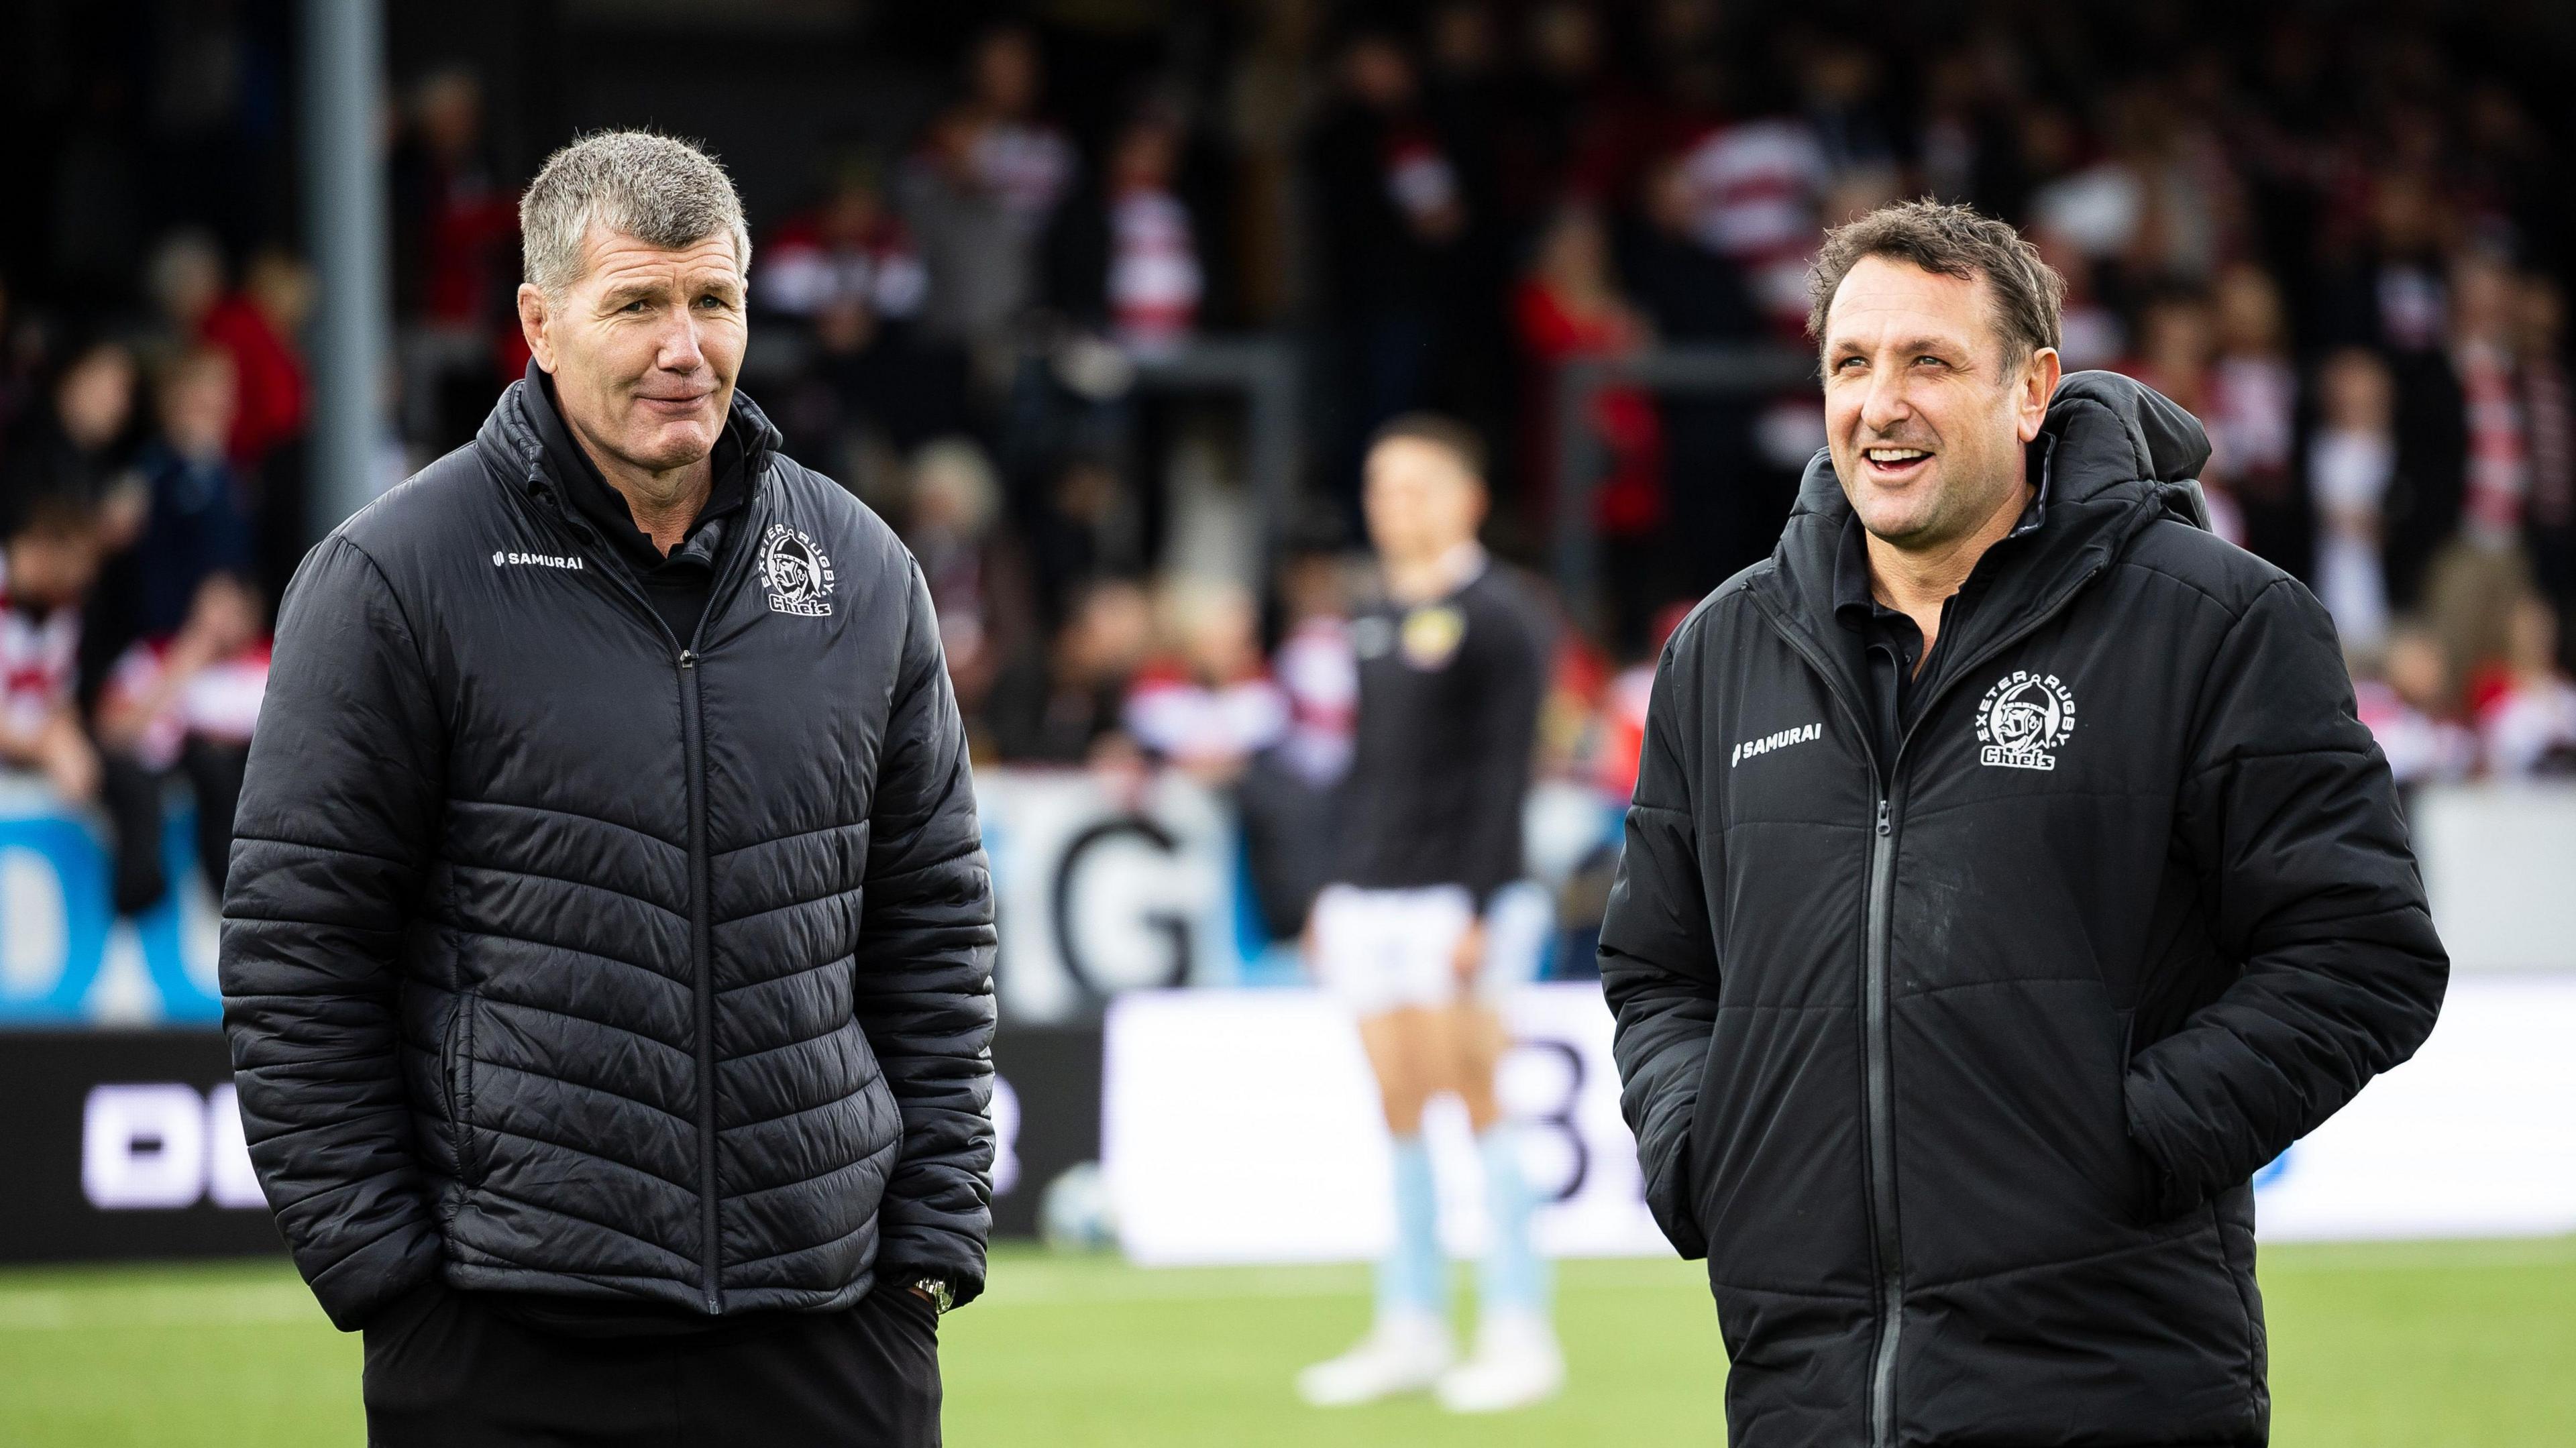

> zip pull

[
  {"left": 1876, "top": 799, "right": 1891, "bottom": 836},
  {"left": 678, "top": 649, "right": 698, "bottom": 670}
]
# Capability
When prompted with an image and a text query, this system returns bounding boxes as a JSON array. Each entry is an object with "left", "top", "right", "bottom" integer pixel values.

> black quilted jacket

[
  {"left": 1601, "top": 373, "right": 2447, "bottom": 1447},
  {"left": 220, "top": 380, "right": 996, "bottom": 1331}
]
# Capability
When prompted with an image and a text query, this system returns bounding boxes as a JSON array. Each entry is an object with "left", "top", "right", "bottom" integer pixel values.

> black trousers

[
  {"left": 99, "top": 737, "right": 248, "bottom": 915},
  {"left": 362, "top": 1282, "right": 942, "bottom": 1447}
]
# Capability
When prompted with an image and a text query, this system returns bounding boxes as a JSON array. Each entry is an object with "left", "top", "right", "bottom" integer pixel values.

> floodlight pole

[{"left": 302, "top": 0, "right": 390, "bottom": 538}]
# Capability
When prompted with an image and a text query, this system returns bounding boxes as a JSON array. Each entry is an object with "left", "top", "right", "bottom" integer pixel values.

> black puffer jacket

[
  {"left": 1602, "top": 373, "right": 2446, "bottom": 1447},
  {"left": 221, "top": 381, "right": 996, "bottom": 1331}
]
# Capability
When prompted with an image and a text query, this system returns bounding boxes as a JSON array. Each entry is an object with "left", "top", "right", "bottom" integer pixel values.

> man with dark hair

[
  {"left": 1297, "top": 414, "right": 1558, "bottom": 1414},
  {"left": 1603, "top": 199, "right": 2447, "bottom": 1445},
  {"left": 220, "top": 130, "right": 993, "bottom": 1446}
]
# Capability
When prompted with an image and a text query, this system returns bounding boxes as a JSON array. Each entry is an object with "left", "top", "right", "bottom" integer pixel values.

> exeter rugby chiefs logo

[
  {"left": 759, "top": 523, "right": 835, "bottom": 617},
  {"left": 1975, "top": 669, "right": 2076, "bottom": 771}
]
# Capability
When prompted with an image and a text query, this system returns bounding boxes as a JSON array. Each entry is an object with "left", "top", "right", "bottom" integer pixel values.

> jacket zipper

[
  {"left": 670, "top": 498, "right": 767, "bottom": 1317},
  {"left": 513, "top": 463, "right": 771, "bottom": 1317},
  {"left": 1862, "top": 792, "right": 1901, "bottom": 1443},
  {"left": 1751, "top": 558, "right": 2106, "bottom": 1448},
  {"left": 679, "top": 646, "right": 718, "bottom": 1314}
]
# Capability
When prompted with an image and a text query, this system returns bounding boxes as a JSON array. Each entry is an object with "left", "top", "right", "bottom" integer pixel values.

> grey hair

[{"left": 519, "top": 130, "right": 751, "bottom": 296}]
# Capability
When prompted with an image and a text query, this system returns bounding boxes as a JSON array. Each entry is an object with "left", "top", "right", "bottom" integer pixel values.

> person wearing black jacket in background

[
  {"left": 1603, "top": 203, "right": 2446, "bottom": 1448},
  {"left": 1297, "top": 416, "right": 1560, "bottom": 1414},
  {"left": 219, "top": 133, "right": 993, "bottom": 1447}
]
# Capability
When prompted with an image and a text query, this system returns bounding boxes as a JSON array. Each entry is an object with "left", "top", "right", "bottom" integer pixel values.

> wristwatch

[{"left": 909, "top": 1276, "right": 954, "bottom": 1315}]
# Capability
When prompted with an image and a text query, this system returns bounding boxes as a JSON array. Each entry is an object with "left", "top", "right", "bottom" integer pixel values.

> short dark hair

[
  {"left": 1368, "top": 412, "right": 1487, "bottom": 482},
  {"left": 1807, "top": 200, "right": 2065, "bottom": 365},
  {"left": 4, "top": 490, "right": 100, "bottom": 545}
]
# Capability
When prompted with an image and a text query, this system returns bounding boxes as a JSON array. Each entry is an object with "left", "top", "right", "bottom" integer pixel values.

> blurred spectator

[
  {"left": 2310, "top": 349, "right": 2399, "bottom": 654},
  {"left": 1616, "top": 155, "right": 1766, "bottom": 596},
  {"left": 142, "top": 229, "right": 225, "bottom": 364},
  {"left": 0, "top": 493, "right": 105, "bottom": 803},
  {"left": 2, "top": 340, "right": 144, "bottom": 530},
  {"left": 900, "top": 109, "right": 1030, "bottom": 374},
  {"left": 1618, "top": 156, "right": 1760, "bottom": 345},
  {"left": 1915, "top": 45, "right": 2025, "bottom": 215},
  {"left": 2030, "top": 225, "right": 2126, "bottom": 372},
  {"left": 2030, "top": 81, "right": 2241, "bottom": 284},
  {"left": 2357, "top": 622, "right": 2479, "bottom": 787},
  {"left": 1663, "top": 75, "right": 1834, "bottom": 524},
  {"left": 2422, "top": 254, "right": 2544, "bottom": 707},
  {"left": 94, "top": 571, "right": 263, "bottom": 913},
  {"left": 199, "top": 248, "right": 311, "bottom": 473},
  {"left": 1123, "top": 575, "right": 1287, "bottom": 783},
  {"left": 1046, "top": 112, "right": 1205, "bottom": 358},
  {"left": 131, "top": 349, "right": 256, "bottom": 641},
  {"left": 1513, "top": 204, "right": 1664, "bottom": 647},
  {"left": 2124, "top": 288, "right": 2243, "bottom": 543},
  {"left": 2206, "top": 263, "right": 2305, "bottom": 575},
  {"left": 1666, "top": 82, "right": 1827, "bottom": 337},
  {"left": 774, "top": 286, "right": 973, "bottom": 504},
  {"left": 1491, "top": 2, "right": 1599, "bottom": 217},
  {"left": 985, "top": 575, "right": 1150, "bottom": 765},
  {"left": 2442, "top": 251, "right": 2524, "bottom": 549},
  {"left": 2322, "top": 168, "right": 2465, "bottom": 608},
  {"left": 2451, "top": 252, "right": 2530, "bottom": 549},
  {"left": 1236, "top": 547, "right": 1357, "bottom": 943},
  {"left": 899, "top": 26, "right": 1074, "bottom": 380},
  {"left": 902, "top": 437, "right": 1022, "bottom": 713},
  {"left": 1267, "top": 549, "right": 1358, "bottom": 789},
  {"left": 758, "top": 164, "right": 929, "bottom": 325},
  {"left": 963, "top": 25, "right": 1077, "bottom": 232},
  {"left": 1306, "top": 28, "right": 1469, "bottom": 500},
  {"left": 1592, "top": 600, "right": 1693, "bottom": 802},
  {"left": 2478, "top": 594, "right": 2576, "bottom": 777},
  {"left": 1799, "top": 42, "right": 1900, "bottom": 198},
  {"left": 1019, "top": 455, "right": 1136, "bottom": 629},
  {"left": 389, "top": 68, "right": 517, "bottom": 327},
  {"left": 2524, "top": 273, "right": 2576, "bottom": 667}
]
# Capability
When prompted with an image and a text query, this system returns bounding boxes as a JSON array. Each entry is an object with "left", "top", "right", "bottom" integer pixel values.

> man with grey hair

[
  {"left": 1602, "top": 200, "right": 2445, "bottom": 1445},
  {"left": 221, "top": 129, "right": 994, "bottom": 1445}
]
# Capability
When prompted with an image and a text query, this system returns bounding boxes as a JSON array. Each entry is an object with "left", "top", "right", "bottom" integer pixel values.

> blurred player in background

[{"left": 1297, "top": 415, "right": 1558, "bottom": 1412}]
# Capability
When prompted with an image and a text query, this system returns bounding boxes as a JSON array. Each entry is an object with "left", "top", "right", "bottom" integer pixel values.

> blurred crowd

[{"left": 5, "top": 1, "right": 2576, "bottom": 929}]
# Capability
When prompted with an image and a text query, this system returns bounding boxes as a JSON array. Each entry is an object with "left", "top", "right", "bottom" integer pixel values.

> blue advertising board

[{"left": 0, "top": 779, "right": 224, "bottom": 1026}]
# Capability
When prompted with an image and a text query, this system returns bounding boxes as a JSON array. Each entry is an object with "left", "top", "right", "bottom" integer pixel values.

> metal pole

[{"left": 303, "top": 0, "right": 390, "bottom": 539}]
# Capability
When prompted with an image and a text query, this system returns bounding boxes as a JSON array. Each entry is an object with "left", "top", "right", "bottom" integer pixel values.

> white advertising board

[
  {"left": 2252, "top": 973, "right": 2576, "bottom": 1240},
  {"left": 976, "top": 771, "right": 1238, "bottom": 1024},
  {"left": 2414, "top": 782, "right": 2576, "bottom": 972},
  {"left": 1104, "top": 984, "right": 1664, "bottom": 1265},
  {"left": 1103, "top": 977, "right": 2576, "bottom": 1266}
]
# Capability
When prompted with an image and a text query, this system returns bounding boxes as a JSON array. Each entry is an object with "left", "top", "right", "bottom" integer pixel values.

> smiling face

[
  {"left": 1821, "top": 254, "right": 2059, "bottom": 552},
  {"left": 518, "top": 225, "right": 746, "bottom": 479}
]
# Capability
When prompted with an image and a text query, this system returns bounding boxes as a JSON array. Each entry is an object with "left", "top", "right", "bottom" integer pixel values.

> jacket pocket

[
  {"left": 442, "top": 989, "right": 482, "bottom": 1188},
  {"left": 1640, "top": 1071, "right": 1710, "bottom": 1260}
]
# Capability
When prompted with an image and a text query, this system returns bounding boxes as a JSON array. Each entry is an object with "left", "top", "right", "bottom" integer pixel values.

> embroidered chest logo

[
  {"left": 1976, "top": 670, "right": 2077, "bottom": 771},
  {"left": 1732, "top": 722, "right": 1821, "bottom": 767},
  {"left": 759, "top": 524, "right": 836, "bottom": 616}
]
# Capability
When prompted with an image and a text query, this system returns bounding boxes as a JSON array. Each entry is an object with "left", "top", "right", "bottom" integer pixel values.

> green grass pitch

[{"left": 3, "top": 1239, "right": 2571, "bottom": 1445}]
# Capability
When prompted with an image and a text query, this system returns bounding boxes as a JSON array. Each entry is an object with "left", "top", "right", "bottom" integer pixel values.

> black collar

[{"left": 522, "top": 360, "right": 747, "bottom": 574}]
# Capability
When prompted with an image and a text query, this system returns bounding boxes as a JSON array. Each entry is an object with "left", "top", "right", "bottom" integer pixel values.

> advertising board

[{"left": 1102, "top": 978, "right": 2576, "bottom": 1264}]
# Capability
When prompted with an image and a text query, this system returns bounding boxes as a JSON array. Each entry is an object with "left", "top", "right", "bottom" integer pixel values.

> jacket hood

[{"left": 474, "top": 372, "right": 786, "bottom": 502}]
